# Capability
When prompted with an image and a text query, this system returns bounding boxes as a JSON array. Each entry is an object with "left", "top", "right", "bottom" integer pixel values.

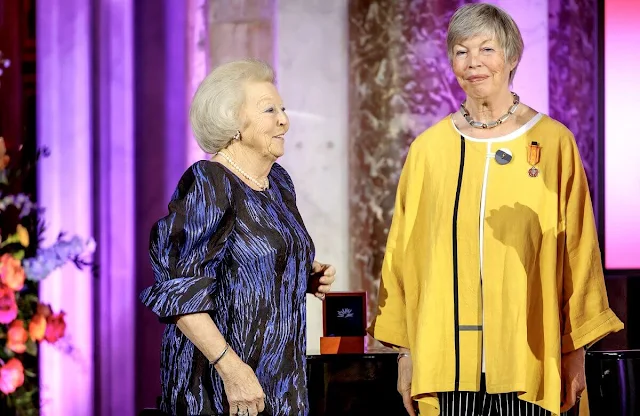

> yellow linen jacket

[{"left": 368, "top": 114, "right": 623, "bottom": 416}]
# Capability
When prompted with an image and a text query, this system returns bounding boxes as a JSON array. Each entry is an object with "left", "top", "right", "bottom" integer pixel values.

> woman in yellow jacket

[{"left": 368, "top": 4, "right": 623, "bottom": 416}]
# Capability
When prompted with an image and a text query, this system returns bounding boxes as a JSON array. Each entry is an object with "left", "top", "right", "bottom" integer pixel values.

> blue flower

[
  {"left": 0, "top": 193, "right": 36, "bottom": 218},
  {"left": 23, "top": 235, "right": 94, "bottom": 282}
]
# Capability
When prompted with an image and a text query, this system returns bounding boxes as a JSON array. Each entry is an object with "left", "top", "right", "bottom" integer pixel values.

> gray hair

[
  {"left": 189, "top": 59, "right": 275, "bottom": 154},
  {"left": 447, "top": 3, "right": 524, "bottom": 84}
]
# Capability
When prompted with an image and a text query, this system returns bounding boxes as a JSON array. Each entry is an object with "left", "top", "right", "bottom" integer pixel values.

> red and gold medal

[{"left": 527, "top": 141, "right": 540, "bottom": 177}]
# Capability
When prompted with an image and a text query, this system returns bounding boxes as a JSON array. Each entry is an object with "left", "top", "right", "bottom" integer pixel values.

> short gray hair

[
  {"left": 447, "top": 3, "right": 524, "bottom": 84},
  {"left": 189, "top": 59, "right": 275, "bottom": 154}
]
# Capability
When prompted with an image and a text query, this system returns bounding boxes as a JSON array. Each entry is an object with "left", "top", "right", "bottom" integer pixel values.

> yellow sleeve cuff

[
  {"left": 561, "top": 308, "right": 624, "bottom": 353},
  {"left": 368, "top": 321, "right": 409, "bottom": 349}
]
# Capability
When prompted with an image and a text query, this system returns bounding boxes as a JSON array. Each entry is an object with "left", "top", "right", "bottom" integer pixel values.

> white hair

[
  {"left": 447, "top": 3, "right": 524, "bottom": 84},
  {"left": 189, "top": 59, "right": 275, "bottom": 154}
]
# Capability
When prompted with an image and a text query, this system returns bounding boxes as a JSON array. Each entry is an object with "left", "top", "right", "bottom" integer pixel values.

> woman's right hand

[
  {"left": 215, "top": 350, "right": 266, "bottom": 416},
  {"left": 397, "top": 351, "right": 417, "bottom": 416}
]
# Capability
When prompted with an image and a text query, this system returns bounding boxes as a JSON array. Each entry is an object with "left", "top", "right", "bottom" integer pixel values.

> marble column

[
  {"left": 186, "top": 0, "right": 275, "bottom": 167},
  {"left": 493, "top": 0, "right": 549, "bottom": 113},
  {"left": 275, "top": 0, "right": 350, "bottom": 354},
  {"left": 206, "top": 0, "right": 349, "bottom": 354},
  {"left": 547, "top": 0, "right": 628, "bottom": 351},
  {"left": 348, "top": 0, "right": 467, "bottom": 330},
  {"left": 207, "top": 0, "right": 275, "bottom": 66},
  {"left": 548, "top": 0, "right": 599, "bottom": 208}
]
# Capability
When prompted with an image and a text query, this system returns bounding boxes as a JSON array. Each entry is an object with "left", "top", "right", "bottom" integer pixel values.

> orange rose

[
  {"left": 0, "top": 253, "right": 25, "bottom": 291},
  {"left": 0, "top": 358, "right": 25, "bottom": 394},
  {"left": 29, "top": 314, "right": 47, "bottom": 341},
  {"left": 0, "top": 286, "right": 17, "bottom": 324},
  {"left": 6, "top": 320, "right": 28, "bottom": 353},
  {"left": 44, "top": 311, "right": 66, "bottom": 343}
]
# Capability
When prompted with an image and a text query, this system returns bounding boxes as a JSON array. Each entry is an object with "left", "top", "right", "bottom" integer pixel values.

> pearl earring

[{"left": 233, "top": 130, "right": 241, "bottom": 141}]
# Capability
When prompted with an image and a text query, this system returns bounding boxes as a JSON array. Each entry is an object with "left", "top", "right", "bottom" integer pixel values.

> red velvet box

[{"left": 320, "top": 292, "right": 367, "bottom": 354}]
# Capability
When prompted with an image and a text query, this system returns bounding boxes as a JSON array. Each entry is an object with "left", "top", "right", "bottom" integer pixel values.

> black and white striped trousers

[{"left": 437, "top": 391, "right": 572, "bottom": 416}]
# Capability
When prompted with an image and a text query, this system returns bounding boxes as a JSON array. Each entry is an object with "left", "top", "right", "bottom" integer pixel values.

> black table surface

[
  {"left": 306, "top": 349, "right": 406, "bottom": 415},
  {"left": 140, "top": 350, "right": 640, "bottom": 415},
  {"left": 586, "top": 349, "right": 640, "bottom": 359},
  {"left": 585, "top": 349, "right": 640, "bottom": 416},
  {"left": 306, "top": 349, "right": 640, "bottom": 416},
  {"left": 306, "top": 350, "right": 398, "bottom": 361}
]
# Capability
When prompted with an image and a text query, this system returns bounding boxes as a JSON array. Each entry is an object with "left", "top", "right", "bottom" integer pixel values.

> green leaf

[
  {"left": 22, "top": 294, "right": 38, "bottom": 304},
  {"left": 23, "top": 369, "right": 36, "bottom": 378},
  {"left": 13, "top": 394, "right": 32, "bottom": 405},
  {"left": 0, "top": 234, "right": 19, "bottom": 248},
  {"left": 3, "top": 346, "right": 15, "bottom": 358},
  {"left": 24, "top": 339, "right": 37, "bottom": 356},
  {"left": 13, "top": 250, "right": 24, "bottom": 261}
]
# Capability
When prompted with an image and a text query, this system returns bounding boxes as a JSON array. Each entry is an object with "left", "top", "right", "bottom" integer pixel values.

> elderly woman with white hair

[
  {"left": 140, "top": 59, "right": 336, "bottom": 416},
  {"left": 369, "top": 3, "right": 622, "bottom": 416}
]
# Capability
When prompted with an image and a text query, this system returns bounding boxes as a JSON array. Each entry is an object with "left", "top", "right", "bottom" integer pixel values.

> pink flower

[
  {"left": 35, "top": 302, "right": 67, "bottom": 343},
  {"left": 44, "top": 311, "right": 66, "bottom": 343},
  {"left": 0, "top": 358, "right": 25, "bottom": 394},
  {"left": 0, "top": 285, "right": 18, "bottom": 324}
]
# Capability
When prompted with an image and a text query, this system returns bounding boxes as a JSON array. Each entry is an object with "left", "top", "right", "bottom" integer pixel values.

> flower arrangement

[{"left": 0, "top": 138, "right": 95, "bottom": 415}]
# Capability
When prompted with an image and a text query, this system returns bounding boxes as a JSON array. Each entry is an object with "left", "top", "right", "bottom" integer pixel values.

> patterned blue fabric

[{"left": 140, "top": 160, "right": 315, "bottom": 415}]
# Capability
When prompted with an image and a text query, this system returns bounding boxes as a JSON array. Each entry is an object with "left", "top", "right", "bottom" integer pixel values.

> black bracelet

[{"left": 210, "top": 343, "right": 229, "bottom": 366}]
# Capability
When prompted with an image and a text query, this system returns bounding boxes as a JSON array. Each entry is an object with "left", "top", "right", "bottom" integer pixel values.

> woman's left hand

[
  {"left": 560, "top": 348, "right": 586, "bottom": 412},
  {"left": 309, "top": 261, "right": 336, "bottom": 300}
]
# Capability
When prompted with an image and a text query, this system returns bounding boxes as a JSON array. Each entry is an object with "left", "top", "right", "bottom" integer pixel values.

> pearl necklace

[
  {"left": 460, "top": 92, "right": 520, "bottom": 129},
  {"left": 217, "top": 151, "right": 269, "bottom": 191}
]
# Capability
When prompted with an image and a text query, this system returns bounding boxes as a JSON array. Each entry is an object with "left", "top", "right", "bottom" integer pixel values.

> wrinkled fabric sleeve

[
  {"left": 367, "top": 148, "right": 414, "bottom": 349},
  {"left": 561, "top": 135, "right": 623, "bottom": 353},
  {"left": 139, "top": 161, "right": 234, "bottom": 323}
]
